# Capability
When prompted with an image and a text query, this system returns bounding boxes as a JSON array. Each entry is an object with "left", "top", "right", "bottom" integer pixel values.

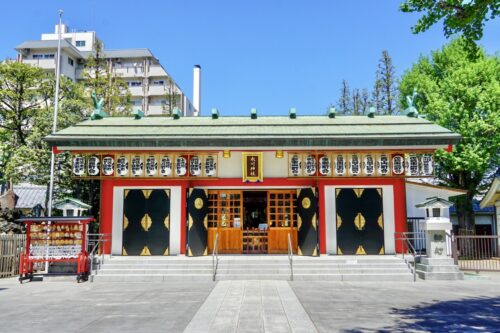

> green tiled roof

[{"left": 46, "top": 115, "right": 461, "bottom": 148}]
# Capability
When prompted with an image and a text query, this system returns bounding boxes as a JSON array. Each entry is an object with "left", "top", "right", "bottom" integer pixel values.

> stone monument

[{"left": 415, "top": 197, "right": 464, "bottom": 280}]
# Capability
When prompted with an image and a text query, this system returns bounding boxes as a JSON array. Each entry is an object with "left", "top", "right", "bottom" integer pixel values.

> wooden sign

[{"left": 242, "top": 152, "right": 263, "bottom": 182}]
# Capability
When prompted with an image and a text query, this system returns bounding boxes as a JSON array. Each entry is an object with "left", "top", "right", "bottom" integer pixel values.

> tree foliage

[
  {"left": 337, "top": 80, "right": 351, "bottom": 114},
  {"left": 400, "top": 0, "right": 499, "bottom": 55},
  {"left": 0, "top": 61, "right": 89, "bottom": 209},
  {"left": 376, "top": 50, "right": 398, "bottom": 115},
  {"left": 399, "top": 38, "right": 500, "bottom": 229},
  {"left": 82, "top": 40, "right": 131, "bottom": 116},
  {"left": 163, "top": 76, "right": 181, "bottom": 116}
]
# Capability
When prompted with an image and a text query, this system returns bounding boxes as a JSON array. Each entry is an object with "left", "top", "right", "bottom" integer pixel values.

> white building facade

[{"left": 15, "top": 24, "right": 195, "bottom": 116}]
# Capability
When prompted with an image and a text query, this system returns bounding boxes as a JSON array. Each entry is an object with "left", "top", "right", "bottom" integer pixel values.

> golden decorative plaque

[
  {"left": 194, "top": 198, "right": 204, "bottom": 209},
  {"left": 302, "top": 197, "right": 311, "bottom": 209}
]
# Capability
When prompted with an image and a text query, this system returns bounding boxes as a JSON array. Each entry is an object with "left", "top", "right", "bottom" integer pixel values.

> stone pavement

[
  {"left": 184, "top": 280, "right": 317, "bottom": 333},
  {"left": 0, "top": 277, "right": 499, "bottom": 332}
]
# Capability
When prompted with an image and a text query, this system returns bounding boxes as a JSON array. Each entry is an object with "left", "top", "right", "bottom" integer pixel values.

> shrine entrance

[{"left": 204, "top": 189, "right": 301, "bottom": 255}]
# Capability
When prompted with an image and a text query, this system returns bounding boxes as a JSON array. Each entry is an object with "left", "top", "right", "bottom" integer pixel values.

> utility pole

[{"left": 47, "top": 9, "right": 63, "bottom": 217}]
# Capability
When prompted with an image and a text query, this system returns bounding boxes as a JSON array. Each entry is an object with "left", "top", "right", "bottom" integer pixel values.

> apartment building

[{"left": 15, "top": 24, "right": 195, "bottom": 116}]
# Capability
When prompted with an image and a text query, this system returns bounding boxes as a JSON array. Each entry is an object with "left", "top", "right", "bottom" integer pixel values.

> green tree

[
  {"left": 163, "top": 76, "right": 181, "bottom": 116},
  {"left": 82, "top": 40, "right": 131, "bottom": 116},
  {"left": 0, "top": 62, "right": 52, "bottom": 149},
  {"left": 400, "top": 0, "right": 499, "bottom": 55},
  {"left": 360, "top": 88, "right": 370, "bottom": 115},
  {"left": 399, "top": 39, "right": 500, "bottom": 230},
  {"left": 337, "top": 80, "right": 351, "bottom": 114},
  {"left": 371, "top": 79, "right": 384, "bottom": 114},
  {"left": 352, "top": 88, "right": 361, "bottom": 115},
  {"left": 4, "top": 75, "right": 88, "bottom": 208},
  {"left": 0, "top": 61, "right": 91, "bottom": 210},
  {"left": 376, "top": 50, "right": 398, "bottom": 115}
]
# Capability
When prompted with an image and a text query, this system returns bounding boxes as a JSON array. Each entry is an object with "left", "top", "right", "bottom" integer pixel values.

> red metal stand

[{"left": 16, "top": 217, "right": 95, "bottom": 283}]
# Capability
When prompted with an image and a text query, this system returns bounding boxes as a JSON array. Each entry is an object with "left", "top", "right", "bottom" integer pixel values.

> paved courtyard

[{"left": 0, "top": 277, "right": 499, "bottom": 333}]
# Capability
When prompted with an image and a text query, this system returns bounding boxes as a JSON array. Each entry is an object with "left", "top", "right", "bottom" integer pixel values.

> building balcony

[
  {"left": 128, "top": 86, "right": 144, "bottom": 96},
  {"left": 147, "top": 105, "right": 166, "bottom": 115},
  {"left": 148, "top": 85, "right": 167, "bottom": 96},
  {"left": 113, "top": 67, "right": 145, "bottom": 78},
  {"left": 148, "top": 65, "right": 167, "bottom": 77},
  {"left": 23, "top": 59, "right": 56, "bottom": 70}
]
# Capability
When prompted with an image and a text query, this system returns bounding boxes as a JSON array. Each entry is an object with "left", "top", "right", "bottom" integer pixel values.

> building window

[
  {"left": 68, "top": 57, "right": 74, "bottom": 66},
  {"left": 127, "top": 81, "right": 142, "bottom": 87},
  {"left": 131, "top": 99, "right": 142, "bottom": 106},
  {"left": 152, "top": 80, "right": 165, "bottom": 86},
  {"left": 33, "top": 54, "right": 55, "bottom": 59},
  {"left": 75, "top": 40, "right": 86, "bottom": 47}
]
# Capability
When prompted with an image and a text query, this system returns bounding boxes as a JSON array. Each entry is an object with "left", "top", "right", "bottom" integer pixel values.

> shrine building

[{"left": 45, "top": 109, "right": 460, "bottom": 257}]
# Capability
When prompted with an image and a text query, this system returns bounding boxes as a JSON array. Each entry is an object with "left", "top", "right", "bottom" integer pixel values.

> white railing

[
  {"left": 113, "top": 67, "right": 145, "bottom": 77},
  {"left": 287, "top": 233, "right": 293, "bottom": 281},
  {"left": 148, "top": 85, "right": 166, "bottom": 96},
  {"left": 148, "top": 65, "right": 167, "bottom": 76},
  {"left": 212, "top": 233, "right": 219, "bottom": 281},
  {"left": 88, "top": 233, "right": 111, "bottom": 282},
  {"left": 23, "top": 59, "right": 56, "bottom": 69}
]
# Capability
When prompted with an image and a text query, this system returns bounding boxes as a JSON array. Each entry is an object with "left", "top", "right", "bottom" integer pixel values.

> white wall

[
  {"left": 111, "top": 186, "right": 182, "bottom": 255},
  {"left": 42, "top": 30, "right": 96, "bottom": 52},
  {"left": 217, "top": 151, "right": 289, "bottom": 178},
  {"left": 405, "top": 183, "right": 460, "bottom": 218},
  {"left": 324, "top": 185, "right": 396, "bottom": 255}
]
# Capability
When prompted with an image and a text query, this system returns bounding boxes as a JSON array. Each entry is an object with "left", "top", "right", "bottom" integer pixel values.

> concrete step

[
  {"left": 415, "top": 264, "right": 460, "bottom": 273},
  {"left": 92, "top": 274, "right": 213, "bottom": 282},
  {"left": 416, "top": 271, "right": 464, "bottom": 280},
  {"left": 216, "top": 274, "right": 290, "bottom": 280},
  {"left": 293, "top": 273, "right": 414, "bottom": 282},
  {"left": 93, "top": 255, "right": 414, "bottom": 282}
]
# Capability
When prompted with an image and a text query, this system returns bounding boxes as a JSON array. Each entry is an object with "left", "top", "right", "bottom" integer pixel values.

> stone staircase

[{"left": 92, "top": 255, "right": 414, "bottom": 282}]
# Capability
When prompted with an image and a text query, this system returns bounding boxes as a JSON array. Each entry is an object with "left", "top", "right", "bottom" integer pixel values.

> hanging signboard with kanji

[{"left": 242, "top": 152, "right": 263, "bottom": 182}]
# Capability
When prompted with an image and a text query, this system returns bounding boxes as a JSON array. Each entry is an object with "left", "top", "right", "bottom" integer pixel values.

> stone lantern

[
  {"left": 414, "top": 196, "right": 463, "bottom": 280},
  {"left": 416, "top": 197, "right": 453, "bottom": 258}
]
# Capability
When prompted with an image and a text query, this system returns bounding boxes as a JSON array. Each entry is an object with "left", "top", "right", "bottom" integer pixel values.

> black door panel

[
  {"left": 336, "top": 188, "right": 384, "bottom": 255},
  {"left": 187, "top": 188, "right": 209, "bottom": 256},
  {"left": 122, "top": 189, "right": 170, "bottom": 256},
  {"left": 297, "top": 188, "right": 319, "bottom": 256}
]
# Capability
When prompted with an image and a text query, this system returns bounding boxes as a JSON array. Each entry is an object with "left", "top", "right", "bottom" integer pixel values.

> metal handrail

[
  {"left": 212, "top": 233, "right": 219, "bottom": 281},
  {"left": 88, "top": 233, "right": 111, "bottom": 282},
  {"left": 394, "top": 232, "right": 424, "bottom": 282},
  {"left": 287, "top": 233, "right": 293, "bottom": 281}
]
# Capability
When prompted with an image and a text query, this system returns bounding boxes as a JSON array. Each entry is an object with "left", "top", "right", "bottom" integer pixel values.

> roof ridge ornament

[
  {"left": 211, "top": 108, "right": 219, "bottom": 119},
  {"left": 132, "top": 108, "right": 144, "bottom": 120},
  {"left": 172, "top": 107, "right": 181, "bottom": 119},
  {"left": 90, "top": 91, "right": 108, "bottom": 120},
  {"left": 251, "top": 108, "right": 257, "bottom": 119},
  {"left": 405, "top": 88, "right": 419, "bottom": 118},
  {"left": 328, "top": 107, "right": 336, "bottom": 118},
  {"left": 367, "top": 106, "right": 376, "bottom": 118}
]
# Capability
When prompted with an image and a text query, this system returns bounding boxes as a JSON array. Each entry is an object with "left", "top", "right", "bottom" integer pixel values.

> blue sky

[{"left": 3, "top": 1, "right": 499, "bottom": 116}]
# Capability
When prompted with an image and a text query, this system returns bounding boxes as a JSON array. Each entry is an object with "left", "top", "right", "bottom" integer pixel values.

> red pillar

[
  {"left": 393, "top": 178, "right": 408, "bottom": 253},
  {"left": 180, "top": 183, "right": 187, "bottom": 254},
  {"left": 99, "top": 179, "right": 114, "bottom": 254},
  {"left": 317, "top": 180, "right": 327, "bottom": 254}
]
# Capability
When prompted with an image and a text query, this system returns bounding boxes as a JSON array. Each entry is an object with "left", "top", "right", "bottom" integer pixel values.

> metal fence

[
  {"left": 452, "top": 235, "right": 500, "bottom": 272},
  {"left": 0, "top": 234, "right": 26, "bottom": 278},
  {"left": 406, "top": 217, "right": 426, "bottom": 251}
]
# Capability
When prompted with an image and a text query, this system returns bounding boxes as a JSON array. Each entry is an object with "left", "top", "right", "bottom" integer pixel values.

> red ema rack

[{"left": 16, "top": 217, "right": 95, "bottom": 283}]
